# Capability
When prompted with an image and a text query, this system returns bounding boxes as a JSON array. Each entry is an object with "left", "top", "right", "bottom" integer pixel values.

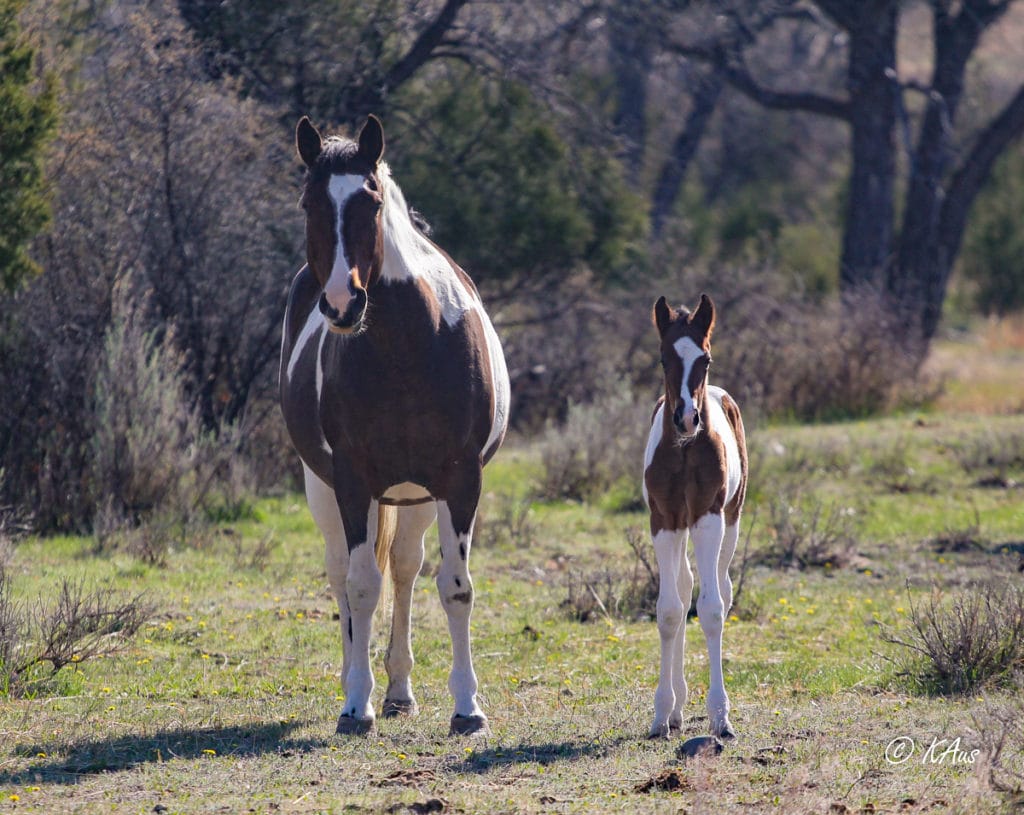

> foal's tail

[{"left": 375, "top": 504, "right": 399, "bottom": 617}]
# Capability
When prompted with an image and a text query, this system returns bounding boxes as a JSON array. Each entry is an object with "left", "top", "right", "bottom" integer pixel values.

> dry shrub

[
  {"left": 0, "top": 568, "right": 152, "bottom": 697},
  {"left": 562, "top": 527, "right": 660, "bottom": 622},
  {"left": 475, "top": 493, "right": 537, "bottom": 550},
  {"left": 753, "top": 480, "right": 859, "bottom": 570},
  {"left": 882, "top": 581, "right": 1024, "bottom": 695},
  {"left": 535, "top": 383, "right": 651, "bottom": 503},
  {"left": 951, "top": 426, "right": 1024, "bottom": 483}
]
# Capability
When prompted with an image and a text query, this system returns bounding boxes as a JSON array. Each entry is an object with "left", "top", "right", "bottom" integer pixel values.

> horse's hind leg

[
  {"left": 304, "top": 465, "right": 352, "bottom": 688},
  {"left": 692, "top": 511, "right": 735, "bottom": 739},
  {"left": 436, "top": 466, "right": 487, "bottom": 736},
  {"left": 719, "top": 518, "right": 740, "bottom": 616},
  {"left": 383, "top": 502, "right": 436, "bottom": 717}
]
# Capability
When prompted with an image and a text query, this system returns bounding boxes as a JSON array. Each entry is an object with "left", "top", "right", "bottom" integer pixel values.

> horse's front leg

[
  {"left": 692, "top": 511, "right": 735, "bottom": 739},
  {"left": 436, "top": 464, "right": 487, "bottom": 736},
  {"left": 334, "top": 474, "right": 381, "bottom": 735},
  {"left": 669, "top": 530, "right": 693, "bottom": 732},
  {"left": 650, "top": 525, "right": 687, "bottom": 738},
  {"left": 382, "top": 502, "right": 436, "bottom": 717}
]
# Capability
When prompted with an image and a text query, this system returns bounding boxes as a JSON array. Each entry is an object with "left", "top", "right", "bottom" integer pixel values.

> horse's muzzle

[{"left": 319, "top": 289, "right": 367, "bottom": 334}]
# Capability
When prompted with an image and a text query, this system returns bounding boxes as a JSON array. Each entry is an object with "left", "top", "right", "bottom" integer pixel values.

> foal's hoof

[
  {"left": 449, "top": 714, "right": 489, "bottom": 737},
  {"left": 647, "top": 723, "right": 671, "bottom": 740},
  {"left": 677, "top": 735, "right": 724, "bottom": 759},
  {"left": 381, "top": 698, "right": 419, "bottom": 718},
  {"left": 335, "top": 713, "right": 375, "bottom": 735}
]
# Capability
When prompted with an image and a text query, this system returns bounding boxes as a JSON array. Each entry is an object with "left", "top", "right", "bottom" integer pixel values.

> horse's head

[
  {"left": 653, "top": 293, "right": 715, "bottom": 437},
  {"left": 296, "top": 115, "right": 386, "bottom": 334}
]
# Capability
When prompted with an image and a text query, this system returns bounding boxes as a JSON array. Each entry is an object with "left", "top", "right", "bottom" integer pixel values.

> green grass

[{"left": 1, "top": 414, "right": 1023, "bottom": 812}]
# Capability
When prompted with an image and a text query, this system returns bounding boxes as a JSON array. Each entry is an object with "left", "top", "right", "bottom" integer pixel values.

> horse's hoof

[
  {"left": 718, "top": 725, "right": 736, "bottom": 740},
  {"left": 647, "top": 723, "right": 671, "bottom": 740},
  {"left": 677, "top": 735, "right": 724, "bottom": 759},
  {"left": 336, "top": 713, "right": 375, "bottom": 735},
  {"left": 381, "top": 698, "right": 419, "bottom": 718},
  {"left": 449, "top": 714, "right": 489, "bottom": 737}
]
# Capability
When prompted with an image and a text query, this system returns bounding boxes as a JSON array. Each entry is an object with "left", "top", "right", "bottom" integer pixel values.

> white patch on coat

[
  {"left": 705, "top": 385, "right": 741, "bottom": 505},
  {"left": 642, "top": 401, "right": 665, "bottom": 509},
  {"left": 286, "top": 304, "right": 324, "bottom": 383},
  {"left": 324, "top": 174, "right": 365, "bottom": 314},
  {"left": 382, "top": 482, "right": 432, "bottom": 503},
  {"left": 378, "top": 163, "right": 477, "bottom": 328}
]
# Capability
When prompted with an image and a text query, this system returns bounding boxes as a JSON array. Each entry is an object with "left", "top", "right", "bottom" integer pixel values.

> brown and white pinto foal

[
  {"left": 279, "top": 116, "right": 509, "bottom": 736},
  {"left": 643, "top": 294, "right": 747, "bottom": 740}
]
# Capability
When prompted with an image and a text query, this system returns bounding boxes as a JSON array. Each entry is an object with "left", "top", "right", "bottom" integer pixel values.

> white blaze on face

[
  {"left": 323, "top": 174, "right": 366, "bottom": 314},
  {"left": 672, "top": 335, "right": 706, "bottom": 427}
]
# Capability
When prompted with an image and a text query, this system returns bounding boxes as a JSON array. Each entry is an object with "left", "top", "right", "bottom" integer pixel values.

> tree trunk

[{"left": 839, "top": 1, "right": 898, "bottom": 292}]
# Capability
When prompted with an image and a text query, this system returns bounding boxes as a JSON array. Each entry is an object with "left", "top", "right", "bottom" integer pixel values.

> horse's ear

[
  {"left": 357, "top": 115, "right": 385, "bottom": 166},
  {"left": 296, "top": 116, "right": 323, "bottom": 167},
  {"left": 653, "top": 296, "right": 673, "bottom": 336},
  {"left": 692, "top": 293, "right": 716, "bottom": 341}
]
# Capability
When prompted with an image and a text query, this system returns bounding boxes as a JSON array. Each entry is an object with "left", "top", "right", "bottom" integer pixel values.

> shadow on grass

[
  {"left": 1, "top": 720, "right": 319, "bottom": 785},
  {"left": 450, "top": 736, "right": 631, "bottom": 774}
]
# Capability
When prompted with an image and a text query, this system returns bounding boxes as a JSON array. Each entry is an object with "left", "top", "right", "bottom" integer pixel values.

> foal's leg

[
  {"left": 669, "top": 531, "right": 694, "bottom": 732},
  {"left": 650, "top": 527, "right": 686, "bottom": 738},
  {"left": 436, "top": 466, "right": 487, "bottom": 735},
  {"left": 382, "top": 502, "right": 436, "bottom": 717},
  {"left": 304, "top": 466, "right": 352, "bottom": 689},
  {"left": 692, "top": 511, "right": 735, "bottom": 738},
  {"left": 719, "top": 518, "right": 740, "bottom": 617}
]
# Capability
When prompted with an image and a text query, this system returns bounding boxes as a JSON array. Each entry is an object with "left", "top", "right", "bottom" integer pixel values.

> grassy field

[{"left": 1, "top": 331, "right": 1023, "bottom": 814}]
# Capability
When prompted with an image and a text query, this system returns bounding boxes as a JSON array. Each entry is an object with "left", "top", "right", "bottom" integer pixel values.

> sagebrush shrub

[
  {"left": 882, "top": 581, "right": 1024, "bottom": 694},
  {"left": 535, "top": 383, "right": 650, "bottom": 503}
]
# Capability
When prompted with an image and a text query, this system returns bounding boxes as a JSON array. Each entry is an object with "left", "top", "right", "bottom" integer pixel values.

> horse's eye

[{"left": 366, "top": 176, "right": 378, "bottom": 192}]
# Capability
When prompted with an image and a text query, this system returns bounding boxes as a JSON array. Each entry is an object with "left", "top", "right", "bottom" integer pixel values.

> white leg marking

[
  {"left": 670, "top": 530, "right": 693, "bottom": 730},
  {"left": 692, "top": 511, "right": 733, "bottom": 737},
  {"left": 650, "top": 528, "right": 686, "bottom": 738},
  {"left": 303, "top": 465, "right": 350, "bottom": 685},
  {"left": 719, "top": 520, "right": 740, "bottom": 616},
  {"left": 324, "top": 174, "right": 365, "bottom": 314},
  {"left": 384, "top": 503, "right": 436, "bottom": 708},
  {"left": 436, "top": 500, "right": 483, "bottom": 719},
  {"left": 342, "top": 500, "right": 383, "bottom": 722}
]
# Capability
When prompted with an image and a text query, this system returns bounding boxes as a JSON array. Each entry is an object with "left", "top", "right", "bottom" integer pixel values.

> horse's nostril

[
  {"left": 318, "top": 293, "right": 339, "bottom": 320},
  {"left": 693, "top": 412, "right": 700, "bottom": 427}
]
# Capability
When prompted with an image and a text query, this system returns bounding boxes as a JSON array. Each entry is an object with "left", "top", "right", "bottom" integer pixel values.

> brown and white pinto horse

[
  {"left": 280, "top": 115, "right": 510, "bottom": 736},
  {"left": 642, "top": 294, "right": 748, "bottom": 740}
]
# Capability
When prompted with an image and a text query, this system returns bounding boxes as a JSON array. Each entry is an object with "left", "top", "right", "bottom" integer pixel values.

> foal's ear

[
  {"left": 296, "top": 116, "right": 323, "bottom": 168},
  {"left": 357, "top": 115, "right": 385, "bottom": 166},
  {"left": 691, "top": 293, "right": 716, "bottom": 341},
  {"left": 653, "top": 296, "right": 673, "bottom": 336}
]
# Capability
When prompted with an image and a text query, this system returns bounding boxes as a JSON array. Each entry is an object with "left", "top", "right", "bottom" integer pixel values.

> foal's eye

[{"left": 365, "top": 176, "right": 378, "bottom": 192}]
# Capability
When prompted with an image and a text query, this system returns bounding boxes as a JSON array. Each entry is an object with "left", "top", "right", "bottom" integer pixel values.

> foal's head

[
  {"left": 653, "top": 293, "right": 716, "bottom": 437},
  {"left": 296, "top": 115, "right": 386, "bottom": 334}
]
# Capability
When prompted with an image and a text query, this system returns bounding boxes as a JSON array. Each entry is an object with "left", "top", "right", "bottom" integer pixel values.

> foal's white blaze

[
  {"left": 672, "top": 335, "right": 706, "bottom": 430},
  {"left": 324, "top": 174, "right": 366, "bottom": 314}
]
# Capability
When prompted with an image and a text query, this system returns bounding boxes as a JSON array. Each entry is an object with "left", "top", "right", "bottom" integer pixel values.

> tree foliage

[{"left": 0, "top": 0, "right": 57, "bottom": 292}]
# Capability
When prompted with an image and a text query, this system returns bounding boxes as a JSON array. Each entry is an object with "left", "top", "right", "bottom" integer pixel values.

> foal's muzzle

[
  {"left": 319, "top": 289, "right": 367, "bottom": 334},
  {"left": 673, "top": 404, "right": 700, "bottom": 434}
]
